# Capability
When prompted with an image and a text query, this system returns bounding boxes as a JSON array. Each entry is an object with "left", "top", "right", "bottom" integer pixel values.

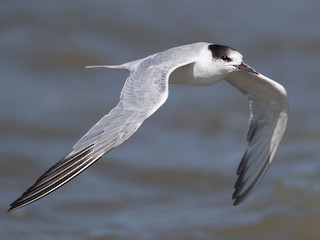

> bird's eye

[{"left": 221, "top": 56, "right": 232, "bottom": 62}]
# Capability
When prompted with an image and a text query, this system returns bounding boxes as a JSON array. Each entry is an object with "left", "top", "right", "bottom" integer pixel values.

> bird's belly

[{"left": 169, "top": 64, "right": 224, "bottom": 86}]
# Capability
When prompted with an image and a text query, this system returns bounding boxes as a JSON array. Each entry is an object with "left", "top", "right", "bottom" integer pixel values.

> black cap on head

[{"left": 208, "top": 44, "right": 234, "bottom": 61}]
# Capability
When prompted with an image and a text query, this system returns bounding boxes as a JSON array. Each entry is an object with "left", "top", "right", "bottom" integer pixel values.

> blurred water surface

[{"left": 1, "top": 1, "right": 320, "bottom": 239}]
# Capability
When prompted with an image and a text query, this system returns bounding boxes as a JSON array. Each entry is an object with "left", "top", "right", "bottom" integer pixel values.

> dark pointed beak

[{"left": 236, "top": 62, "right": 258, "bottom": 74}]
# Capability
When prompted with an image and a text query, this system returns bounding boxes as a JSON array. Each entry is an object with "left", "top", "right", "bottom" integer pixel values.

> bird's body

[{"left": 9, "top": 42, "right": 288, "bottom": 211}]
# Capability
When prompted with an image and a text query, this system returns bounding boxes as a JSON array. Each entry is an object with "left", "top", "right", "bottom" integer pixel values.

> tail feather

[
  {"left": 85, "top": 57, "right": 148, "bottom": 72},
  {"left": 85, "top": 65, "right": 127, "bottom": 69}
]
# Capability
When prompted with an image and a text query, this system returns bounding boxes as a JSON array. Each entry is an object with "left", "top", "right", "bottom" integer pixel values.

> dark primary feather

[{"left": 9, "top": 144, "right": 95, "bottom": 211}]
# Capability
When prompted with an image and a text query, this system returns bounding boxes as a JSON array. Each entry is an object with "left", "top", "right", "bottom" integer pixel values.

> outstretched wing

[
  {"left": 9, "top": 53, "right": 196, "bottom": 211},
  {"left": 226, "top": 71, "right": 288, "bottom": 205}
]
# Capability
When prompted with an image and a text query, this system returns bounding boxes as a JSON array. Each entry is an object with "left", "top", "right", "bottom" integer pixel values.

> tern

[{"left": 9, "top": 42, "right": 288, "bottom": 211}]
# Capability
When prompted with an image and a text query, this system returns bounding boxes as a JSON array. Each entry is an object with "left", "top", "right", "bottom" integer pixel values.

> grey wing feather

[
  {"left": 8, "top": 106, "right": 145, "bottom": 211},
  {"left": 9, "top": 46, "right": 197, "bottom": 211},
  {"left": 226, "top": 71, "right": 288, "bottom": 205}
]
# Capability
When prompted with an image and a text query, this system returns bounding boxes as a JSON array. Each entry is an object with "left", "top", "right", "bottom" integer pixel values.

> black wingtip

[
  {"left": 7, "top": 206, "right": 14, "bottom": 212},
  {"left": 232, "top": 188, "right": 243, "bottom": 206},
  {"left": 233, "top": 199, "right": 241, "bottom": 206},
  {"left": 8, "top": 144, "right": 95, "bottom": 212},
  {"left": 232, "top": 191, "right": 246, "bottom": 206},
  {"left": 8, "top": 195, "right": 29, "bottom": 212},
  {"left": 8, "top": 199, "right": 23, "bottom": 212},
  {"left": 232, "top": 154, "right": 271, "bottom": 206},
  {"left": 8, "top": 195, "right": 22, "bottom": 212},
  {"left": 7, "top": 206, "right": 19, "bottom": 212}
]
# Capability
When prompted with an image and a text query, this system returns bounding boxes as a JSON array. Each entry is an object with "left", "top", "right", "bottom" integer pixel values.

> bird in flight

[{"left": 9, "top": 42, "right": 288, "bottom": 211}]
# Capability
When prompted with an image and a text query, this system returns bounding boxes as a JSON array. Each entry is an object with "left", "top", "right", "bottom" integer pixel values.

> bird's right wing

[{"left": 226, "top": 70, "right": 288, "bottom": 205}]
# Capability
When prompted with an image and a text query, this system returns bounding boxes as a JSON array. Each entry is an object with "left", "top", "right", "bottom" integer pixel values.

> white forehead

[{"left": 228, "top": 49, "right": 243, "bottom": 64}]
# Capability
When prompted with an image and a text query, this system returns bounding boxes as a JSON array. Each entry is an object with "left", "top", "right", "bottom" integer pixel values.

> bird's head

[
  {"left": 208, "top": 44, "right": 258, "bottom": 75},
  {"left": 192, "top": 44, "right": 258, "bottom": 84}
]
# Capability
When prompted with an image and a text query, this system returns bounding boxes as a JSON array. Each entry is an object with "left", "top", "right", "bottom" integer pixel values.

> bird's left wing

[
  {"left": 9, "top": 51, "right": 197, "bottom": 211},
  {"left": 226, "top": 70, "right": 288, "bottom": 205}
]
